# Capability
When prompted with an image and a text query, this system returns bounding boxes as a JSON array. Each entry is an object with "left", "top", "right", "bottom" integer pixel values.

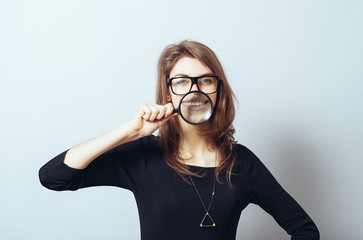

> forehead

[{"left": 169, "top": 57, "right": 212, "bottom": 78}]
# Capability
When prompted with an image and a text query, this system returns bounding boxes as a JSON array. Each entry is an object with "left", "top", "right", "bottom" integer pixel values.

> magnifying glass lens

[{"left": 179, "top": 91, "right": 213, "bottom": 125}]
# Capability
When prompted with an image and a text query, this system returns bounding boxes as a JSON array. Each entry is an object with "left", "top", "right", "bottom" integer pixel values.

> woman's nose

[{"left": 190, "top": 82, "right": 199, "bottom": 91}]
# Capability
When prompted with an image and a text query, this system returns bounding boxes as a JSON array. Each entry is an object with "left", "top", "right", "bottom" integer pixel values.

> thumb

[{"left": 158, "top": 112, "right": 178, "bottom": 127}]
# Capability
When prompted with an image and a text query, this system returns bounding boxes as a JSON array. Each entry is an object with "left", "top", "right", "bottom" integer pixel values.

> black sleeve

[
  {"left": 39, "top": 136, "right": 152, "bottom": 192},
  {"left": 241, "top": 145, "right": 320, "bottom": 240}
]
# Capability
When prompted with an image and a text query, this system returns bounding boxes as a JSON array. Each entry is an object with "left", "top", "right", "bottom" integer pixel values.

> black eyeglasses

[{"left": 167, "top": 75, "right": 221, "bottom": 95}]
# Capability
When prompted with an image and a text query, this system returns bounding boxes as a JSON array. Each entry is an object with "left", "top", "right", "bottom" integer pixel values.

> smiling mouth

[
  {"left": 182, "top": 100, "right": 208, "bottom": 106},
  {"left": 182, "top": 98, "right": 209, "bottom": 106}
]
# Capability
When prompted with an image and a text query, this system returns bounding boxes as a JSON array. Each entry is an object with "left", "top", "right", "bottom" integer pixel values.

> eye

[
  {"left": 199, "top": 77, "right": 213, "bottom": 84},
  {"left": 174, "top": 78, "right": 189, "bottom": 85}
]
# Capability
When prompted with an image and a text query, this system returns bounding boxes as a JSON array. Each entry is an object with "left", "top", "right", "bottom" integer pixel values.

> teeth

[{"left": 184, "top": 101, "right": 204, "bottom": 106}]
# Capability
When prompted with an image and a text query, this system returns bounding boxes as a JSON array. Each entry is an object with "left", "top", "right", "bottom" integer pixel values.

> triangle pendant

[{"left": 200, "top": 212, "right": 216, "bottom": 227}]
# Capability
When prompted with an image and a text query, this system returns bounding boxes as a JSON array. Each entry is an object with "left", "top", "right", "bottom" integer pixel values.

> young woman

[{"left": 39, "top": 40, "right": 319, "bottom": 240}]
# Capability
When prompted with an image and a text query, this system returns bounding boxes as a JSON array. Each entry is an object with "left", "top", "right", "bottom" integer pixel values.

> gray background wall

[{"left": 1, "top": 0, "right": 362, "bottom": 239}]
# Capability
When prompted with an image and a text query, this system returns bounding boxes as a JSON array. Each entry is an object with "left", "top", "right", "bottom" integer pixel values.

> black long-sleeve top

[{"left": 39, "top": 135, "right": 319, "bottom": 240}]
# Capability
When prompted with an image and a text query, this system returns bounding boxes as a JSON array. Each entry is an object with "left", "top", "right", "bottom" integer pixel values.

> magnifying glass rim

[{"left": 177, "top": 90, "right": 214, "bottom": 125}]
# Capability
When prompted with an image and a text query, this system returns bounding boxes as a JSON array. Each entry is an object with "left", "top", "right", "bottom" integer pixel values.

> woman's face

[{"left": 168, "top": 57, "right": 218, "bottom": 112}]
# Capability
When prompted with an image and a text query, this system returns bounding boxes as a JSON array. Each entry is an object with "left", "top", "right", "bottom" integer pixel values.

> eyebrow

[{"left": 172, "top": 73, "right": 215, "bottom": 78}]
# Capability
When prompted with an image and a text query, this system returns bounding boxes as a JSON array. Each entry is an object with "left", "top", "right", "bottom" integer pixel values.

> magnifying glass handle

[{"left": 172, "top": 109, "right": 179, "bottom": 114}]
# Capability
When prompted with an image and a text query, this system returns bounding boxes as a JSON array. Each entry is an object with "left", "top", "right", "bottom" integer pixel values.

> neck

[{"left": 179, "top": 121, "right": 217, "bottom": 167}]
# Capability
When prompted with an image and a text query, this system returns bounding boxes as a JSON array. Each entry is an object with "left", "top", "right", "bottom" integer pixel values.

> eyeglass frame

[{"left": 166, "top": 75, "right": 221, "bottom": 95}]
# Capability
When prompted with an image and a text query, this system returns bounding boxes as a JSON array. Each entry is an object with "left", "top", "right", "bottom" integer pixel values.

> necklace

[{"left": 188, "top": 156, "right": 217, "bottom": 228}]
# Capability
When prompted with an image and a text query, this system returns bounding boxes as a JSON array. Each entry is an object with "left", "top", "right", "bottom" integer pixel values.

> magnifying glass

[{"left": 173, "top": 91, "right": 214, "bottom": 125}]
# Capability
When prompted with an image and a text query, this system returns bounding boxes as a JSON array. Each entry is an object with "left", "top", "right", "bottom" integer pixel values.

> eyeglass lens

[{"left": 171, "top": 76, "right": 218, "bottom": 95}]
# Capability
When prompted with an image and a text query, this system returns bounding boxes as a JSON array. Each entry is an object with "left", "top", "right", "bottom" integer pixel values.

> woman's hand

[{"left": 129, "top": 103, "right": 176, "bottom": 138}]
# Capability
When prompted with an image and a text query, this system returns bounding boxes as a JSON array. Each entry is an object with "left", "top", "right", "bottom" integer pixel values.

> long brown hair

[{"left": 156, "top": 40, "right": 238, "bottom": 187}]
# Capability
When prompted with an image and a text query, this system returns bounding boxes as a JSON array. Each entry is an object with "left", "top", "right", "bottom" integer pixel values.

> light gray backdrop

[{"left": 1, "top": 0, "right": 362, "bottom": 239}]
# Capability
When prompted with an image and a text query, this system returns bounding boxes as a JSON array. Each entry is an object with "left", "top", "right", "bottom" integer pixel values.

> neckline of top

[{"left": 182, "top": 163, "right": 217, "bottom": 169}]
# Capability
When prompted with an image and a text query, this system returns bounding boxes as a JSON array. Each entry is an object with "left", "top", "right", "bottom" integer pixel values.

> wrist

[
  {"left": 122, "top": 120, "right": 143, "bottom": 140},
  {"left": 110, "top": 121, "right": 140, "bottom": 145}
]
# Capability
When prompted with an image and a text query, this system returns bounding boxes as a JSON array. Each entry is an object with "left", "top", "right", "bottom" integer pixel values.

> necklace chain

[
  {"left": 188, "top": 155, "right": 217, "bottom": 227},
  {"left": 189, "top": 172, "right": 216, "bottom": 213}
]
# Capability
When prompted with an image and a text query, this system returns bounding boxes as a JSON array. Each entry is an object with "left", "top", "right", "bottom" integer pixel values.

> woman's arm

[
  {"left": 39, "top": 103, "right": 174, "bottom": 191},
  {"left": 63, "top": 103, "right": 174, "bottom": 170},
  {"left": 63, "top": 121, "right": 138, "bottom": 170},
  {"left": 241, "top": 145, "right": 320, "bottom": 240}
]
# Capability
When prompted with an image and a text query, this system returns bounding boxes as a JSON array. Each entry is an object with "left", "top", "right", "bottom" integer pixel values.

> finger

[
  {"left": 156, "top": 105, "right": 167, "bottom": 120},
  {"left": 165, "top": 103, "right": 174, "bottom": 117},
  {"left": 136, "top": 104, "right": 146, "bottom": 119},
  {"left": 157, "top": 112, "right": 175, "bottom": 127},
  {"left": 148, "top": 104, "right": 160, "bottom": 121},
  {"left": 142, "top": 104, "right": 153, "bottom": 120}
]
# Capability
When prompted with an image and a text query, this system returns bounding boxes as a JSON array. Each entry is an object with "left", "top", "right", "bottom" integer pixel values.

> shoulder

[
  {"left": 139, "top": 135, "right": 162, "bottom": 154},
  {"left": 107, "top": 135, "right": 162, "bottom": 165},
  {"left": 233, "top": 143, "right": 265, "bottom": 171},
  {"left": 233, "top": 143, "right": 278, "bottom": 185},
  {"left": 140, "top": 134, "right": 159, "bottom": 147},
  {"left": 233, "top": 143, "right": 257, "bottom": 162},
  {"left": 113, "top": 134, "right": 160, "bottom": 152}
]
